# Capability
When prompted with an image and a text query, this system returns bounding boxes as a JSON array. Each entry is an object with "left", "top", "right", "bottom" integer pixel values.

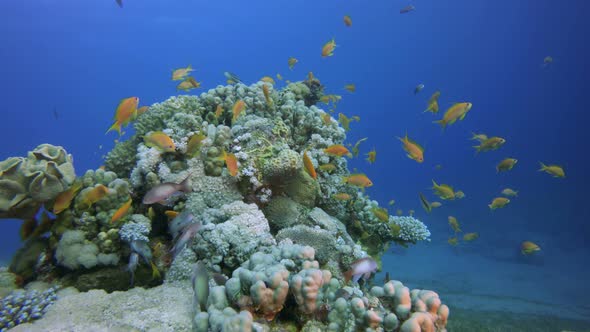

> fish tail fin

[
  {"left": 433, "top": 120, "right": 446, "bottom": 130},
  {"left": 106, "top": 122, "right": 121, "bottom": 135},
  {"left": 343, "top": 269, "right": 352, "bottom": 283},
  {"left": 488, "top": 204, "right": 494, "bottom": 210},
  {"left": 472, "top": 145, "right": 481, "bottom": 154},
  {"left": 538, "top": 162, "right": 547, "bottom": 171},
  {"left": 179, "top": 174, "right": 192, "bottom": 193},
  {"left": 151, "top": 261, "right": 161, "bottom": 279}
]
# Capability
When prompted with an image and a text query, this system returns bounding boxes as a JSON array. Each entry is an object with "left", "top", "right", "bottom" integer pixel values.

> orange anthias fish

[
  {"left": 177, "top": 77, "right": 201, "bottom": 91},
  {"left": 321, "top": 113, "right": 332, "bottom": 125},
  {"left": 106, "top": 96, "right": 139, "bottom": 136},
  {"left": 262, "top": 84, "right": 273, "bottom": 106},
  {"left": 324, "top": 144, "right": 352, "bottom": 158},
  {"left": 144, "top": 131, "right": 176, "bottom": 153},
  {"left": 365, "top": 149, "right": 376, "bottom": 164},
  {"left": 521, "top": 241, "right": 541, "bottom": 255},
  {"left": 172, "top": 65, "right": 194, "bottom": 81},
  {"left": 137, "top": 106, "right": 149, "bottom": 116},
  {"left": 53, "top": 181, "right": 83, "bottom": 214},
  {"left": 111, "top": 198, "right": 132, "bottom": 223},
  {"left": 165, "top": 210, "right": 179, "bottom": 219},
  {"left": 215, "top": 104, "right": 224, "bottom": 118},
  {"left": 232, "top": 100, "right": 246, "bottom": 123},
  {"left": 223, "top": 151, "right": 239, "bottom": 176},
  {"left": 397, "top": 133, "right": 424, "bottom": 163},
  {"left": 433, "top": 102, "right": 473, "bottom": 129},
  {"left": 288, "top": 57, "right": 298, "bottom": 70},
  {"left": 186, "top": 133, "right": 206, "bottom": 158},
  {"left": 79, "top": 184, "right": 109, "bottom": 208},
  {"left": 424, "top": 91, "right": 441, "bottom": 114},
  {"left": 332, "top": 193, "right": 352, "bottom": 201},
  {"left": 343, "top": 15, "right": 352, "bottom": 27},
  {"left": 343, "top": 174, "right": 373, "bottom": 188},
  {"left": 318, "top": 163, "right": 337, "bottom": 173},
  {"left": 321, "top": 38, "right": 337, "bottom": 57},
  {"left": 260, "top": 76, "right": 275, "bottom": 85},
  {"left": 344, "top": 84, "right": 356, "bottom": 93},
  {"left": 303, "top": 151, "right": 317, "bottom": 180}
]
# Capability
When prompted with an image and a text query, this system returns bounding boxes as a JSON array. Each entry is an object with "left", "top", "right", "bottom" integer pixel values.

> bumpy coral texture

[{"left": 0, "top": 144, "right": 75, "bottom": 219}]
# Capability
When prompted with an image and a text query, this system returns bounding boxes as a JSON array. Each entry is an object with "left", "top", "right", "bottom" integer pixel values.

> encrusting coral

[{"left": 0, "top": 79, "right": 442, "bottom": 331}]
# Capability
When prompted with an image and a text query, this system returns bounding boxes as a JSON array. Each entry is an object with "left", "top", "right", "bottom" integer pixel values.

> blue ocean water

[{"left": 1, "top": 0, "right": 589, "bottom": 325}]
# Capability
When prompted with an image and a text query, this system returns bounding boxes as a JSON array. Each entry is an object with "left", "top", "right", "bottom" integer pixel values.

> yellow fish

[
  {"left": 388, "top": 200, "right": 396, "bottom": 206},
  {"left": 463, "top": 232, "right": 479, "bottom": 241},
  {"left": 321, "top": 38, "right": 337, "bottom": 57},
  {"left": 111, "top": 198, "right": 132, "bottom": 223},
  {"left": 186, "top": 133, "right": 206, "bottom": 157},
  {"left": 372, "top": 207, "right": 389, "bottom": 222},
  {"left": 501, "top": 188, "right": 518, "bottom": 197},
  {"left": 365, "top": 149, "right": 376, "bottom": 164},
  {"left": 318, "top": 163, "right": 337, "bottom": 173},
  {"left": 338, "top": 113, "right": 355, "bottom": 131},
  {"left": 448, "top": 216, "right": 461, "bottom": 233},
  {"left": 488, "top": 197, "right": 510, "bottom": 210},
  {"left": 471, "top": 132, "right": 488, "bottom": 142},
  {"left": 144, "top": 131, "right": 176, "bottom": 153},
  {"left": 276, "top": 73, "right": 283, "bottom": 81},
  {"left": 448, "top": 237, "right": 458, "bottom": 246},
  {"left": 106, "top": 96, "right": 139, "bottom": 136},
  {"left": 496, "top": 158, "right": 518, "bottom": 172},
  {"left": 432, "top": 180, "right": 455, "bottom": 200},
  {"left": 260, "top": 76, "right": 275, "bottom": 85},
  {"left": 53, "top": 181, "right": 82, "bottom": 214},
  {"left": 521, "top": 241, "right": 541, "bottom": 255},
  {"left": 288, "top": 57, "right": 298, "bottom": 70},
  {"left": 344, "top": 84, "right": 356, "bottom": 93},
  {"left": 430, "top": 201, "right": 442, "bottom": 208},
  {"left": 396, "top": 209, "right": 403, "bottom": 216},
  {"left": 473, "top": 136, "right": 506, "bottom": 153},
  {"left": 321, "top": 113, "right": 332, "bottom": 125},
  {"left": 343, "top": 174, "right": 373, "bottom": 188},
  {"left": 433, "top": 102, "right": 472, "bottom": 129},
  {"left": 454, "top": 190, "right": 465, "bottom": 199},
  {"left": 232, "top": 100, "right": 246, "bottom": 123},
  {"left": 343, "top": 15, "right": 352, "bottom": 27},
  {"left": 137, "top": 106, "right": 149, "bottom": 116},
  {"left": 351, "top": 137, "right": 368, "bottom": 157},
  {"left": 538, "top": 162, "right": 565, "bottom": 178},
  {"left": 397, "top": 133, "right": 424, "bottom": 163},
  {"left": 171, "top": 65, "right": 194, "bottom": 81},
  {"left": 176, "top": 77, "right": 201, "bottom": 91},
  {"left": 424, "top": 91, "right": 441, "bottom": 114}
]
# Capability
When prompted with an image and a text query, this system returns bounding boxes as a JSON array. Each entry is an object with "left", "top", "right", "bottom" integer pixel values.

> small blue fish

[
  {"left": 414, "top": 84, "right": 424, "bottom": 95},
  {"left": 224, "top": 71, "right": 243, "bottom": 84},
  {"left": 400, "top": 5, "right": 415, "bottom": 14}
]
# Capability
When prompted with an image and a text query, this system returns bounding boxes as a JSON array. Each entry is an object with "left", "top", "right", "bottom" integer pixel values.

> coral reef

[{"left": 1, "top": 80, "right": 444, "bottom": 331}]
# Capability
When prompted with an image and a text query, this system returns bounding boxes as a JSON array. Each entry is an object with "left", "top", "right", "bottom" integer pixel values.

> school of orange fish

[{"left": 103, "top": 11, "right": 561, "bottom": 257}]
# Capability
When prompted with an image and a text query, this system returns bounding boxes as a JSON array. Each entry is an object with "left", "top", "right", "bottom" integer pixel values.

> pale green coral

[{"left": 0, "top": 144, "right": 75, "bottom": 219}]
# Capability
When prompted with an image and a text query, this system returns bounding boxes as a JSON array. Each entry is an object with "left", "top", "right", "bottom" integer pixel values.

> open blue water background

[{"left": 1, "top": 0, "right": 589, "bottom": 321}]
